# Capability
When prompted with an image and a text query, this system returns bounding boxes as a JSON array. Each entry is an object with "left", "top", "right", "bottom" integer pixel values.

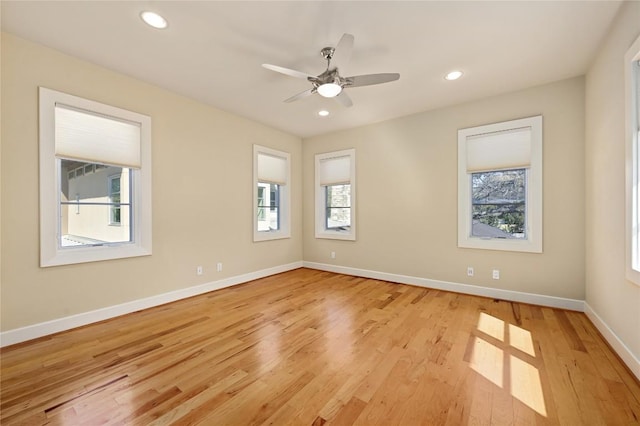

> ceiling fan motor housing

[{"left": 320, "top": 47, "right": 335, "bottom": 61}]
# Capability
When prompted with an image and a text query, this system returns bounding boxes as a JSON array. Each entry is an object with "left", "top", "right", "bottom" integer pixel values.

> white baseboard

[
  {"left": 584, "top": 302, "right": 640, "bottom": 381},
  {"left": 303, "top": 261, "right": 585, "bottom": 311},
  {"left": 0, "top": 261, "right": 303, "bottom": 348}
]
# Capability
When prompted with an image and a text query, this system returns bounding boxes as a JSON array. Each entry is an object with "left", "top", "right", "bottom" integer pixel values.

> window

[
  {"left": 625, "top": 34, "right": 640, "bottom": 286},
  {"left": 315, "top": 149, "right": 356, "bottom": 240},
  {"left": 253, "top": 145, "right": 290, "bottom": 241},
  {"left": 458, "top": 116, "right": 542, "bottom": 253},
  {"left": 39, "top": 87, "right": 152, "bottom": 266}
]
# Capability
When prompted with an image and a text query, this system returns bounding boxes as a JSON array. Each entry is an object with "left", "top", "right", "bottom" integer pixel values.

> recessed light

[
  {"left": 318, "top": 110, "right": 330, "bottom": 117},
  {"left": 140, "top": 11, "right": 168, "bottom": 29},
  {"left": 445, "top": 70, "right": 463, "bottom": 81}
]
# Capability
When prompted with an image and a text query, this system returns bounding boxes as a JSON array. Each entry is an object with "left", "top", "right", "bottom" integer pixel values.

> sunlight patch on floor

[
  {"left": 469, "top": 336, "right": 504, "bottom": 387},
  {"left": 508, "top": 323, "right": 535, "bottom": 357},
  {"left": 470, "top": 312, "right": 547, "bottom": 417},
  {"left": 477, "top": 312, "right": 505, "bottom": 341},
  {"left": 510, "top": 354, "right": 547, "bottom": 416}
]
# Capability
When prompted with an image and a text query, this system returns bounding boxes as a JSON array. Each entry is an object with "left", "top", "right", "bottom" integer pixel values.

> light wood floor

[{"left": 1, "top": 268, "right": 639, "bottom": 425}]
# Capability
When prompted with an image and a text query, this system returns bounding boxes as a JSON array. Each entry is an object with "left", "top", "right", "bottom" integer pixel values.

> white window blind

[
  {"left": 318, "top": 155, "right": 351, "bottom": 186},
  {"left": 466, "top": 127, "right": 531, "bottom": 172},
  {"left": 55, "top": 104, "right": 141, "bottom": 169},
  {"left": 257, "top": 152, "right": 287, "bottom": 185}
]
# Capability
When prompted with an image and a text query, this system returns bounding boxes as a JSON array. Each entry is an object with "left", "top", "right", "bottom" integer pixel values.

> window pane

[
  {"left": 110, "top": 176, "right": 120, "bottom": 193},
  {"left": 326, "top": 184, "right": 351, "bottom": 229},
  {"left": 327, "top": 207, "right": 351, "bottom": 229},
  {"left": 471, "top": 169, "right": 526, "bottom": 239},
  {"left": 109, "top": 175, "right": 122, "bottom": 225},
  {"left": 257, "top": 186, "right": 266, "bottom": 220},
  {"left": 60, "top": 204, "right": 131, "bottom": 246},
  {"left": 257, "top": 183, "right": 279, "bottom": 231},
  {"left": 60, "top": 159, "right": 132, "bottom": 246}
]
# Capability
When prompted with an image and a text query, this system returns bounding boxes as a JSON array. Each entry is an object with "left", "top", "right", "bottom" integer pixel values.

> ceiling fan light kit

[
  {"left": 262, "top": 33, "right": 400, "bottom": 107},
  {"left": 317, "top": 83, "right": 342, "bottom": 98}
]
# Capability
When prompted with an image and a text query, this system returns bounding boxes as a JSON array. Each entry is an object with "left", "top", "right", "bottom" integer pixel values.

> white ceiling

[{"left": 1, "top": 1, "right": 622, "bottom": 138}]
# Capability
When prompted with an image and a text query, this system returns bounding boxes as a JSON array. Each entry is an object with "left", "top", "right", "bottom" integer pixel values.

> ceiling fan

[{"left": 262, "top": 33, "right": 400, "bottom": 107}]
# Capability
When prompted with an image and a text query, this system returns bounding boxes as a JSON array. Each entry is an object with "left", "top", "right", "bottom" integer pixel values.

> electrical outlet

[
  {"left": 196, "top": 266, "right": 203, "bottom": 276},
  {"left": 467, "top": 267, "right": 474, "bottom": 277},
  {"left": 330, "top": 251, "right": 336, "bottom": 259},
  {"left": 492, "top": 269, "right": 500, "bottom": 280},
  {"left": 217, "top": 262, "right": 223, "bottom": 272}
]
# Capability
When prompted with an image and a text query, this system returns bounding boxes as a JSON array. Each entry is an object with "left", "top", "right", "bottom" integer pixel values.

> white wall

[{"left": 585, "top": 0, "right": 640, "bottom": 372}]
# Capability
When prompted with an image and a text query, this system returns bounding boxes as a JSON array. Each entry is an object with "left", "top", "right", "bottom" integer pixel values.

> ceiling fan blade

[
  {"left": 262, "top": 63, "right": 316, "bottom": 80},
  {"left": 284, "top": 88, "right": 315, "bottom": 103},
  {"left": 330, "top": 33, "right": 354, "bottom": 71},
  {"left": 345, "top": 73, "right": 400, "bottom": 88},
  {"left": 334, "top": 91, "right": 353, "bottom": 108}
]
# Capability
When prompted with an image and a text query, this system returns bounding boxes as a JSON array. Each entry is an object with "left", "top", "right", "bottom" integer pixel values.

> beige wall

[
  {"left": 303, "top": 77, "right": 586, "bottom": 300},
  {"left": 0, "top": 33, "right": 303, "bottom": 331},
  {"left": 585, "top": 1, "right": 640, "bottom": 362}
]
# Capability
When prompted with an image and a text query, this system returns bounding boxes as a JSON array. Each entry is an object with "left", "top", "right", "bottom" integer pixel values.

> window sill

[
  {"left": 41, "top": 243, "right": 151, "bottom": 267},
  {"left": 458, "top": 236, "right": 542, "bottom": 253},
  {"left": 315, "top": 230, "right": 355, "bottom": 241},
  {"left": 253, "top": 230, "right": 290, "bottom": 242}
]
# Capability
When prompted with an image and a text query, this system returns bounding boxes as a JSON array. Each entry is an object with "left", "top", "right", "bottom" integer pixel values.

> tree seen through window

[{"left": 471, "top": 169, "right": 526, "bottom": 239}]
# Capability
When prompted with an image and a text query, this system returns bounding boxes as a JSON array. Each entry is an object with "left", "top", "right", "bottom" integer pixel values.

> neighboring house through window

[
  {"left": 108, "top": 174, "right": 123, "bottom": 225},
  {"left": 39, "top": 87, "right": 152, "bottom": 266},
  {"left": 458, "top": 116, "right": 543, "bottom": 253},
  {"left": 315, "top": 149, "right": 356, "bottom": 240}
]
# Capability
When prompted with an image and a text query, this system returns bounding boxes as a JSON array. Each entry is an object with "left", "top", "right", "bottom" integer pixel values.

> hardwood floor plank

[
  {"left": 1, "top": 268, "right": 639, "bottom": 425},
  {"left": 147, "top": 368, "right": 248, "bottom": 426},
  {"left": 330, "top": 396, "right": 367, "bottom": 425}
]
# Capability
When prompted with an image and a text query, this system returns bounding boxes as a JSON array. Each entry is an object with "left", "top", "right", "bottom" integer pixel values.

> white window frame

[
  {"left": 458, "top": 116, "right": 543, "bottom": 253},
  {"left": 253, "top": 145, "right": 290, "bottom": 241},
  {"left": 625, "top": 34, "right": 640, "bottom": 286},
  {"left": 39, "top": 87, "right": 152, "bottom": 267},
  {"left": 315, "top": 149, "right": 356, "bottom": 241}
]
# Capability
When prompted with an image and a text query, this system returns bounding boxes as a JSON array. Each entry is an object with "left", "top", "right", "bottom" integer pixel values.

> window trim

[
  {"left": 625, "top": 34, "right": 640, "bottom": 286},
  {"left": 39, "top": 87, "right": 152, "bottom": 267},
  {"left": 253, "top": 144, "right": 290, "bottom": 242},
  {"left": 457, "top": 116, "right": 543, "bottom": 253},
  {"left": 315, "top": 149, "right": 356, "bottom": 241}
]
